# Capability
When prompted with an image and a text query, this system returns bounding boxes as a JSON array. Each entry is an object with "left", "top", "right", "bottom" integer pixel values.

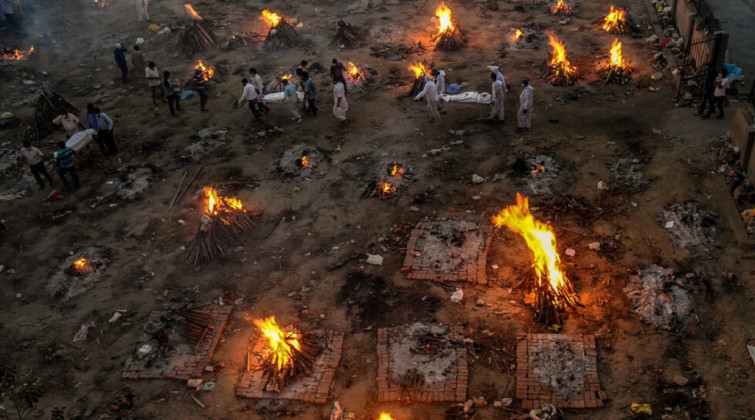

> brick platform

[
  {"left": 515, "top": 334, "right": 607, "bottom": 409},
  {"left": 377, "top": 324, "right": 467, "bottom": 403},
  {"left": 402, "top": 219, "right": 492, "bottom": 284},
  {"left": 122, "top": 303, "right": 233, "bottom": 380},
  {"left": 236, "top": 330, "right": 343, "bottom": 404}
]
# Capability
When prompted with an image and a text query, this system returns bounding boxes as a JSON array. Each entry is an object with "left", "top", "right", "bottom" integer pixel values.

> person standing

[
  {"left": 332, "top": 79, "right": 349, "bottom": 124},
  {"left": 86, "top": 103, "right": 98, "bottom": 132},
  {"left": 193, "top": 68, "right": 208, "bottom": 111},
  {"left": 164, "top": 71, "right": 181, "bottom": 117},
  {"left": 283, "top": 78, "right": 302, "bottom": 123},
  {"left": 249, "top": 68, "right": 270, "bottom": 114},
  {"left": 489, "top": 72, "right": 505, "bottom": 121},
  {"left": 54, "top": 141, "right": 80, "bottom": 190},
  {"left": 517, "top": 79, "right": 534, "bottom": 132},
  {"left": 237, "top": 78, "right": 262, "bottom": 122},
  {"left": 709, "top": 69, "right": 729, "bottom": 119},
  {"left": 1, "top": 0, "right": 20, "bottom": 33},
  {"left": 20, "top": 140, "right": 53, "bottom": 190},
  {"left": 114, "top": 43, "right": 129, "bottom": 83},
  {"left": 696, "top": 62, "right": 717, "bottom": 117},
  {"left": 145, "top": 62, "right": 165, "bottom": 105},
  {"left": 131, "top": 45, "right": 145, "bottom": 77},
  {"left": 414, "top": 76, "right": 441, "bottom": 124},
  {"left": 432, "top": 69, "right": 447, "bottom": 113},
  {"left": 330, "top": 59, "right": 347, "bottom": 92},
  {"left": 302, "top": 71, "right": 317, "bottom": 116},
  {"left": 94, "top": 108, "right": 116, "bottom": 155},
  {"left": 135, "top": 0, "right": 149, "bottom": 21},
  {"left": 52, "top": 112, "right": 82, "bottom": 138}
]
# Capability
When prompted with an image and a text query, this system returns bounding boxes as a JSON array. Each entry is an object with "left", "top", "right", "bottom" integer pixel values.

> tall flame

[
  {"left": 205, "top": 186, "right": 243, "bottom": 216},
  {"left": 514, "top": 29, "right": 524, "bottom": 40},
  {"left": 608, "top": 38, "right": 627, "bottom": 69},
  {"left": 184, "top": 4, "right": 202, "bottom": 20},
  {"left": 435, "top": 3, "right": 455, "bottom": 35},
  {"left": 378, "top": 413, "right": 395, "bottom": 420},
  {"left": 550, "top": 0, "right": 572, "bottom": 14},
  {"left": 492, "top": 193, "right": 575, "bottom": 311},
  {"left": 253, "top": 316, "right": 301, "bottom": 372},
  {"left": 601, "top": 6, "right": 627, "bottom": 32},
  {"left": 194, "top": 60, "right": 214, "bottom": 81},
  {"left": 262, "top": 9, "right": 282, "bottom": 27},
  {"left": 546, "top": 34, "right": 578, "bottom": 82},
  {"left": 347, "top": 62, "right": 366, "bottom": 82},
  {"left": 408, "top": 62, "right": 431, "bottom": 80},
  {"left": 389, "top": 162, "right": 404, "bottom": 176}
]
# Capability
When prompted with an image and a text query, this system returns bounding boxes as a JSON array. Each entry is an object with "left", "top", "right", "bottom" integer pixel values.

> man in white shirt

[
  {"left": 52, "top": 112, "right": 82, "bottom": 138},
  {"left": 709, "top": 69, "right": 729, "bottom": 119},
  {"left": 414, "top": 77, "right": 441, "bottom": 124},
  {"left": 517, "top": 79, "right": 534, "bottom": 132},
  {"left": 237, "top": 78, "right": 262, "bottom": 122},
  {"left": 20, "top": 140, "right": 53, "bottom": 190},
  {"left": 94, "top": 108, "right": 117, "bottom": 155},
  {"left": 432, "top": 68, "right": 447, "bottom": 113},
  {"left": 333, "top": 79, "right": 349, "bottom": 124},
  {"left": 145, "top": 62, "right": 165, "bottom": 105},
  {"left": 249, "top": 68, "right": 270, "bottom": 114}
]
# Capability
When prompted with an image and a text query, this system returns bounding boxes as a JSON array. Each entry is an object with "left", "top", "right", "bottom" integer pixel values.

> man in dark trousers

[
  {"left": 55, "top": 141, "right": 80, "bottom": 190},
  {"left": 696, "top": 62, "right": 716, "bottom": 117},
  {"left": 164, "top": 71, "right": 181, "bottom": 117},
  {"left": 20, "top": 140, "right": 53, "bottom": 190},
  {"left": 302, "top": 71, "right": 317, "bottom": 116},
  {"left": 193, "top": 68, "right": 208, "bottom": 111},
  {"left": 237, "top": 78, "right": 262, "bottom": 122},
  {"left": 330, "top": 58, "right": 347, "bottom": 93},
  {"left": 114, "top": 43, "right": 129, "bottom": 83},
  {"left": 94, "top": 108, "right": 116, "bottom": 155}
]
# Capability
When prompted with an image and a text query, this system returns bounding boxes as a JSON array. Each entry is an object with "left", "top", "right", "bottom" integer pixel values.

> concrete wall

[
  {"left": 672, "top": 0, "right": 728, "bottom": 73},
  {"left": 730, "top": 102, "right": 755, "bottom": 176}
]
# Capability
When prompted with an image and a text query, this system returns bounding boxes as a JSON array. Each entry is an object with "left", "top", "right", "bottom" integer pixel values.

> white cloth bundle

[{"left": 441, "top": 92, "right": 492, "bottom": 104}]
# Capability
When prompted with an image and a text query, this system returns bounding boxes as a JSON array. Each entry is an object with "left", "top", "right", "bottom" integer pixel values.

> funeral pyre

[
  {"left": 194, "top": 60, "right": 215, "bottom": 82},
  {"left": 47, "top": 247, "right": 112, "bottom": 302},
  {"left": 599, "top": 5, "right": 632, "bottom": 34},
  {"left": 332, "top": 20, "right": 365, "bottom": 49},
  {"left": 598, "top": 39, "right": 633, "bottom": 84},
  {"left": 178, "top": 4, "right": 216, "bottom": 56},
  {"left": 252, "top": 317, "right": 319, "bottom": 392},
  {"left": 550, "top": 0, "right": 573, "bottom": 15},
  {"left": 543, "top": 34, "right": 579, "bottom": 86},
  {"left": 407, "top": 61, "right": 432, "bottom": 96},
  {"left": 431, "top": 3, "right": 466, "bottom": 51},
  {"left": 25, "top": 89, "right": 78, "bottom": 143},
  {"left": 347, "top": 62, "right": 372, "bottom": 91},
  {"left": 186, "top": 186, "right": 255, "bottom": 265},
  {"left": 365, "top": 162, "right": 409, "bottom": 199},
  {"left": 278, "top": 144, "right": 325, "bottom": 177},
  {"left": 492, "top": 193, "right": 576, "bottom": 324},
  {"left": 262, "top": 9, "right": 300, "bottom": 51}
]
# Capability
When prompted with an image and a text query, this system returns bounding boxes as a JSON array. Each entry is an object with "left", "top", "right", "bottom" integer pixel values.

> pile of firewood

[
  {"left": 264, "top": 20, "right": 300, "bottom": 51},
  {"left": 178, "top": 21, "right": 216, "bottom": 56},
  {"left": 260, "top": 332, "right": 318, "bottom": 392},
  {"left": 519, "top": 267, "right": 577, "bottom": 325},
  {"left": 331, "top": 20, "right": 364, "bottom": 49},
  {"left": 598, "top": 64, "right": 632, "bottom": 85},
  {"left": 24, "top": 89, "right": 78, "bottom": 143},
  {"left": 432, "top": 27, "right": 467, "bottom": 51},
  {"left": 186, "top": 207, "right": 255, "bottom": 265},
  {"left": 222, "top": 32, "right": 249, "bottom": 51},
  {"left": 181, "top": 308, "right": 215, "bottom": 351},
  {"left": 541, "top": 62, "right": 579, "bottom": 87}
]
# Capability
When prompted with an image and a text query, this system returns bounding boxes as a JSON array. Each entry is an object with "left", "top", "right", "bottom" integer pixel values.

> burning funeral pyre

[
  {"left": 278, "top": 144, "right": 325, "bottom": 177},
  {"left": 194, "top": 60, "right": 214, "bottom": 82},
  {"left": 47, "top": 247, "right": 112, "bottom": 301},
  {"left": 186, "top": 186, "right": 255, "bottom": 265},
  {"left": 378, "top": 413, "right": 395, "bottom": 420},
  {"left": 543, "top": 34, "right": 579, "bottom": 86},
  {"left": 407, "top": 61, "right": 432, "bottom": 96},
  {"left": 178, "top": 4, "right": 216, "bottom": 56},
  {"left": 332, "top": 20, "right": 365, "bottom": 49},
  {"left": 599, "top": 5, "right": 632, "bottom": 34},
  {"left": 431, "top": 3, "right": 466, "bottom": 51},
  {"left": 598, "top": 39, "right": 633, "bottom": 84},
  {"left": 365, "top": 162, "right": 408, "bottom": 199},
  {"left": 262, "top": 9, "right": 300, "bottom": 51},
  {"left": 253, "top": 317, "right": 318, "bottom": 392},
  {"left": 347, "top": 62, "right": 371, "bottom": 92},
  {"left": 24, "top": 89, "right": 78, "bottom": 143},
  {"left": 492, "top": 193, "right": 576, "bottom": 324},
  {"left": 224, "top": 32, "right": 250, "bottom": 51},
  {"left": 550, "top": 0, "right": 573, "bottom": 15}
]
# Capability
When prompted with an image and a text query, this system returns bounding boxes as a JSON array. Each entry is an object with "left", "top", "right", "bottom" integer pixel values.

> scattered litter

[
  {"left": 365, "top": 253, "right": 384, "bottom": 265},
  {"left": 450, "top": 288, "right": 464, "bottom": 303},
  {"left": 588, "top": 242, "right": 601, "bottom": 251},
  {"left": 201, "top": 382, "right": 215, "bottom": 391},
  {"left": 187, "top": 378, "right": 203, "bottom": 388},
  {"left": 529, "top": 402, "right": 560, "bottom": 419},
  {"left": 630, "top": 402, "right": 652, "bottom": 415},
  {"left": 471, "top": 174, "right": 485, "bottom": 184},
  {"left": 72, "top": 321, "right": 95, "bottom": 342},
  {"left": 565, "top": 248, "right": 576, "bottom": 257},
  {"left": 108, "top": 310, "right": 126, "bottom": 324}
]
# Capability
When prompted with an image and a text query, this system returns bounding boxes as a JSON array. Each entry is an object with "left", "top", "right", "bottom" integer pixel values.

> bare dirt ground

[{"left": 0, "top": 0, "right": 753, "bottom": 419}]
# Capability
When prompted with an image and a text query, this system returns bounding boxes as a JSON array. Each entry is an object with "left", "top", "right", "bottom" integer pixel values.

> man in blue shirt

[
  {"left": 55, "top": 141, "right": 80, "bottom": 190},
  {"left": 302, "top": 72, "right": 317, "bottom": 116}
]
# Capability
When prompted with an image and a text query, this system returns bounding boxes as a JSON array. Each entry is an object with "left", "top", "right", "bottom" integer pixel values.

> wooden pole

[{"left": 169, "top": 170, "right": 188, "bottom": 209}]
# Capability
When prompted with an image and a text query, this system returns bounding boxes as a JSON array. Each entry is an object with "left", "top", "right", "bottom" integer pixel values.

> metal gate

[{"left": 675, "top": 33, "right": 717, "bottom": 101}]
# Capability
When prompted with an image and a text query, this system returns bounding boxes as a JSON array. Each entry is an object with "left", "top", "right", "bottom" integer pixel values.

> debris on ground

[{"left": 624, "top": 265, "right": 693, "bottom": 330}]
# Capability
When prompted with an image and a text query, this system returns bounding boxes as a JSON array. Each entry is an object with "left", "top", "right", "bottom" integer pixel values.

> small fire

[
  {"left": 492, "top": 193, "right": 576, "bottom": 317},
  {"left": 550, "top": 0, "right": 572, "bottom": 15},
  {"left": 389, "top": 162, "right": 404, "bottom": 177},
  {"left": 378, "top": 413, "right": 395, "bottom": 420},
  {"left": 379, "top": 181, "right": 397, "bottom": 196},
  {"left": 280, "top": 73, "right": 294, "bottom": 82},
  {"left": 2, "top": 46, "right": 34, "bottom": 61},
  {"left": 73, "top": 258, "right": 88, "bottom": 271},
  {"left": 184, "top": 4, "right": 203, "bottom": 20},
  {"left": 408, "top": 62, "right": 431, "bottom": 80},
  {"left": 435, "top": 3, "right": 455, "bottom": 35},
  {"left": 347, "top": 62, "right": 366, "bottom": 83},
  {"left": 514, "top": 29, "right": 524, "bottom": 40},
  {"left": 254, "top": 316, "right": 301, "bottom": 373},
  {"left": 205, "top": 186, "right": 243, "bottom": 216},
  {"left": 262, "top": 9, "right": 282, "bottom": 27},
  {"left": 194, "top": 60, "right": 214, "bottom": 81},
  {"left": 300, "top": 155, "right": 311, "bottom": 167},
  {"left": 601, "top": 6, "right": 627, "bottom": 33},
  {"left": 531, "top": 163, "right": 546, "bottom": 174},
  {"left": 546, "top": 34, "right": 578, "bottom": 84},
  {"left": 608, "top": 38, "right": 628, "bottom": 69}
]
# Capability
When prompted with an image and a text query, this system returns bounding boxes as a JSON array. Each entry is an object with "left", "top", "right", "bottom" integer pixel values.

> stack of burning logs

[
  {"left": 252, "top": 317, "right": 318, "bottom": 393},
  {"left": 186, "top": 186, "right": 255, "bottom": 265},
  {"left": 407, "top": 61, "right": 432, "bottom": 97},
  {"left": 598, "top": 39, "right": 633, "bottom": 84},
  {"left": 542, "top": 34, "right": 579, "bottom": 86},
  {"left": 332, "top": 20, "right": 364, "bottom": 49},
  {"left": 262, "top": 9, "right": 300, "bottom": 51},
  {"left": 432, "top": 3, "right": 466, "bottom": 51},
  {"left": 178, "top": 4, "right": 216, "bottom": 56},
  {"left": 25, "top": 89, "right": 78, "bottom": 143}
]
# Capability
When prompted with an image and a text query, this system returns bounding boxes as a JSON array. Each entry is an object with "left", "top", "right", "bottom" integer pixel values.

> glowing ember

[
  {"left": 492, "top": 193, "right": 576, "bottom": 322},
  {"left": 550, "top": 0, "right": 572, "bottom": 15},
  {"left": 300, "top": 155, "right": 311, "bottom": 167},
  {"left": 93, "top": 0, "right": 106, "bottom": 7},
  {"left": 601, "top": 6, "right": 627, "bottom": 33},
  {"left": 280, "top": 73, "right": 294, "bottom": 82},
  {"left": 408, "top": 62, "right": 432, "bottom": 79},
  {"left": 204, "top": 186, "right": 243, "bottom": 216},
  {"left": 347, "top": 62, "right": 366, "bottom": 83},
  {"left": 514, "top": 29, "right": 524, "bottom": 40},
  {"left": 435, "top": 3, "right": 455, "bottom": 35},
  {"left": 378, "top": 413, "right": 395, "bottom": 420},
  {"left": 531, "top": 163, "right": 546, "bottom": 174},
  {"left": 2, "top": 46, "right": 34, "bottom": 61},
  {"left": 379, "top": 181, "right": 397, "bottom": 196},
  {"left": 262, "top": 9, "right": 282, "bottom": 27},
  {"left": 254, "top": 316, "right": 301, "bottom": 373},
  {"left": 545, "top": 34, "right": 578, "bottom": 85},
  {"left": 389, "top": 162, "right": 404, "bottom": 177},
  {"left": 73, "top": 258, "right": 88, "bottom": 271},
  {"left": 194, "top": 60, "right": 214, "bottom": 81},
  {"left": 184, "top": 4, "right": 203, "bottom": 20}
]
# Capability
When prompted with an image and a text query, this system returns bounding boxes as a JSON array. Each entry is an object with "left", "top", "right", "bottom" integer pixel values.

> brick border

[
  {"left": 122, "top": 303, "right": 233, "bottom": 381},
  {"left": 377, "top": 325, "right": 467, "bottom": 403},
  {"left": 401, "top": 220, "right": 492, "bottom": 284},
  {"left": 515, "top": 333, "right": 606, "bottom": 409},
  {"left": 236, "top": 330, "right": 343, "bottom": 404}
]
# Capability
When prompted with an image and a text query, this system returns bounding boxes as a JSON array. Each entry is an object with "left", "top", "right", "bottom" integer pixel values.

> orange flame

[
  {"left": 550, "top": 0, "right": 572, "bottom": 14},
  {"left": 205, "top": 186, "right": 243, "bottom": 216},
  {"left": 2, "top": 46, "right": 34, "bottom": 61},
  {"left": 389, "top": 162, "right": 404, "bottom": 176},
  {"left": 194, "top": 60, "right": 214, "bottom": 81},
  {"left": 73, "top": 258, "right": 88, "bottom": 271},
  {"left": 492, "top": 193, "right": 575, "bottom": 311},
  {"left": 378, "top": 413, "right": 395, "bottom": 420},
  {"left": 300, "top": 155, "right": 311, "bottom": 167},
  {"left": 546, "top": 34, "right": 578, "bottom": 82},
  {"left": 184, "top": 4, "right": 203, "bottom": 20},
  {"left": 380, "top": 181, "right": 397, "bottom": 195},
  {"left": 253, "top": 316, "right": 301, "bottom": 372},
  {"left": 531, "top": 163, "right": 546, "bottom": 174},
  {"left": 601, "top": 6, "right": 627, "bottom": 32},
  {"left": 436, "top": 3, "right": 455, "bottom": 35},
  {"left": 262, "top": 9, "right": 282, "bottom": 27},
  {"left": 347, "top": 62, "right": 366, "bottom": 82},
  {"left": 608, "top": 38, "right": 628, "bottom": 69},
  {"left": 408, "top": 62, "right": 431, "bottom": 80},
  {"left": 93, "top": 0, "right": 106, "bottom": 7},
  {"left": 514, "top": 29, "right": 524, "bottom": 40}
]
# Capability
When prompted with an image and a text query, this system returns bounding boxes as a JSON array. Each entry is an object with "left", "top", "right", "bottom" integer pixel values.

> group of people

[{"left": 696, "top": 61, "right": 730, "bottom": 119}]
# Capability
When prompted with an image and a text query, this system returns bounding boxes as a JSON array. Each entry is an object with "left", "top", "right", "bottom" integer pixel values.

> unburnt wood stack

[
  {"left": 264, "top": 21, "right": 300, "bottom": 51},
  {"left": 331, "top": 20, "right": 364, "bottom": 49},
  {"left": 25, "top": 89, "right": 78, "bottom": 143},
  {"left": 178, "top": 21, "right": 216, "bottom": 56}
]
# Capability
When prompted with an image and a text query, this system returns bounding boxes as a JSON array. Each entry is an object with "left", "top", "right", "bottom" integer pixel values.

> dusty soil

[{"left": 0, "top": 0, "right": 753, "bottom": 419}]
